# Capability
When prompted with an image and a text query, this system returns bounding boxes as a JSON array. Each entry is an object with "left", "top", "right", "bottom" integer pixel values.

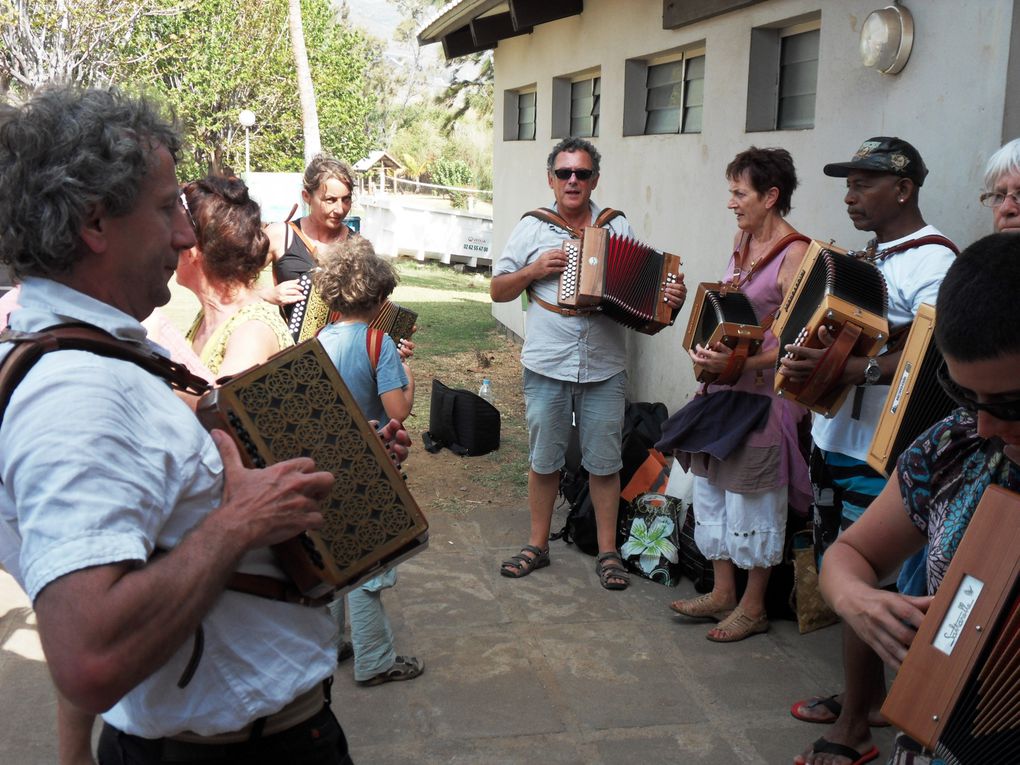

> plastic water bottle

[{"left": 478, "top": 378, "right": 494, "bottom": 405}]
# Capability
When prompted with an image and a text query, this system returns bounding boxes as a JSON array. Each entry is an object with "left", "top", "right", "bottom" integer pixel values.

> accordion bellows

[
  {"left": 558, "top": 227, "right": 682, "bottom": 335},
  {"left": 196, "top": 339, "right": 428, "bottom": 598}
]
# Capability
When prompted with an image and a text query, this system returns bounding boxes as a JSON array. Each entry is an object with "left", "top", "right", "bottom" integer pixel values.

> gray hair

[
  {"left": 983, "top": 137, "right": 1020, "bottom": 191},
  {"left": 546, "top": 137, "right": 601, "bottom": 176},
  {"left": 0, "top": 86, "right": 181, "bottom": 280},
  {"left": 302, "top": 154, "right": 355, "bottom": 197}
]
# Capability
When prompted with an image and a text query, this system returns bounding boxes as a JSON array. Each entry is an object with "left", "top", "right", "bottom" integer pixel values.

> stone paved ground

[{"left": 1, "top": 489, "right": 898, "bottom": 763}]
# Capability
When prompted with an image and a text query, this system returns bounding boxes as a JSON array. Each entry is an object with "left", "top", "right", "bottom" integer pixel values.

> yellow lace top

[{"left": 186, "top": 300, "right": 294, "bottom": 376}]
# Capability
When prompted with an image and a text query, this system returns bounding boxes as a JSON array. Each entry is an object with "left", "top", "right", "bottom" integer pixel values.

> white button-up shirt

[{"left": 0, "top": 278, "right": 335, "bottom": 737}]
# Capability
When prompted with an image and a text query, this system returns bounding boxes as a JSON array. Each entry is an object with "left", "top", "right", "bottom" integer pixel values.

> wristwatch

[{"left": 862, "top": 357, "right": 881, "bottom": 386}]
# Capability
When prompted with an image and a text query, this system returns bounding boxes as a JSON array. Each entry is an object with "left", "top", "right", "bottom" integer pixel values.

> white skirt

[{"left": 692, "top": 475, "right": 787, "bottom": 569}]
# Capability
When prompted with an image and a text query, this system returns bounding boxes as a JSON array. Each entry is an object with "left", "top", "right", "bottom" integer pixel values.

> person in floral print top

[{"left": 818, "top": 233, "right": 1020, "bottom": 763}]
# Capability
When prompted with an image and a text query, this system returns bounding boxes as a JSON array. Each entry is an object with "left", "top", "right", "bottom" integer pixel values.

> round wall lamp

[{"left": 859, "top": 2, "right": 914, "bottom": 75}]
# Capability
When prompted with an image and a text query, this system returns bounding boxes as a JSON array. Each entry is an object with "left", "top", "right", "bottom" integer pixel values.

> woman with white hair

[{"left": 980, "top": 137, "right": 1020, "bottom": 233}]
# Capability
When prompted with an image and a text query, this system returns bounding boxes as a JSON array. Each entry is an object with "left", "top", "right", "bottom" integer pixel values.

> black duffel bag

[{"left": 422, "top": 378, "right": 500, "bottom": 456}]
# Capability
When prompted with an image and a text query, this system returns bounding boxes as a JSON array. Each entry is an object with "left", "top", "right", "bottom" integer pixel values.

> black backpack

[
  {"left": 422, "top": 378, "right": 500, "bottom": 456},
  {"left": 553, "top": 401, "right": 669, "bottom": 554}
]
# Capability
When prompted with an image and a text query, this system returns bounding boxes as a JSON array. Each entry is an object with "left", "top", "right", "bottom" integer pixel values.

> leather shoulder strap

[
  {"left": 0, "top": 324, "right": 211, "bottom": 429},
  {"left": 366, "top": 327, "right": 385, "bottom": 373},
  {"left": 521, "top": 207, "right": 580, "bottom": 238},
  {"left": 286, "top": 219, "right": 317, "bottom": 257},
  {"left": 872, "top": 234, "right": 960, "bottom": 262},
  {"left": 592, "top": 207, "right": 625, "bottom": 228}
]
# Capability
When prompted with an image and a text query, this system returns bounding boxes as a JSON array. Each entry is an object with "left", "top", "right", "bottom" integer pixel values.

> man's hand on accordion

[
  {"left": 210, "top": 429, "right": 336, "bottom": 548},
  {"left": 663, "top": 277, "right": 687, "bottom": 309},
  {"left": 531, "top": 248, "right": 569, "bottom": 279},
  {"left": 779, "top": 323, "right": 837, "bottom": 382}
]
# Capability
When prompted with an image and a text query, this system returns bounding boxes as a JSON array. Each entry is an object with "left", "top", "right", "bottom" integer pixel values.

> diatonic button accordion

[
  {"left": 682, "top": 283, "right": 764, "bottom": 385},
  {"left": 557, "top": 226, "right": 682, "bottom": 335},
  {"left": 196, "top": 339, "right": 429, "bottom": 598}
]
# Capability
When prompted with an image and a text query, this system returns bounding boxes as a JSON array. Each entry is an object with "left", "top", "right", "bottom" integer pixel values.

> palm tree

[{"left": 288, "top": 0, "right": 321, "bottom": 162}]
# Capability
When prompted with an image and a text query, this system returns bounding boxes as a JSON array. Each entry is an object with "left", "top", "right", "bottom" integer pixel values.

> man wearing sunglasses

[
  {"left": 491, "top": 137, "right": 685, "bottom": 590},
  {"left": 781, "top": 137, "right": 958, "bottom": 765},
  {"left": 817, "top": 234, "right": 1020, "bottom": 764}
]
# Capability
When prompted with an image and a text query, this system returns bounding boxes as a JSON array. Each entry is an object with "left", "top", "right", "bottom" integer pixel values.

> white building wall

[{"left": 489, "top": 0, "right": 1015, "bottom": 412}]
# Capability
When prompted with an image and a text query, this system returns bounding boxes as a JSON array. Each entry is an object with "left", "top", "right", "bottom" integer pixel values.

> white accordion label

[
  {"left": 932, "top": 574, "right": 984, "bottom": 656},
  {"left": 889, "top": 361, "right": 912, "bottom": 415}
]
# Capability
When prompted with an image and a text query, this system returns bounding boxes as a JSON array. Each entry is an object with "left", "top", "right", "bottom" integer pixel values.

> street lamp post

[{"left": 238, "top": 109, "right": 256, "bottom": 177}]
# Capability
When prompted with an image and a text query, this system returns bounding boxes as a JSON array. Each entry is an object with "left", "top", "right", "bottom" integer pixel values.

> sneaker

[{"left": 356, "top": 655, "right": 424, "bottom": 687}]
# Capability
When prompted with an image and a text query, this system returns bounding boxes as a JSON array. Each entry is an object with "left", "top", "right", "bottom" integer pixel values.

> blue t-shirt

[{"left": 317, "top": 321, "right": 408, "bottom": 423}]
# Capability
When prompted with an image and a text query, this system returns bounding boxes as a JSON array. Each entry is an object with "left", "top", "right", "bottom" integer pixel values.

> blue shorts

[{"left": 523, "top": 368, "right": 626, "bottom": 476}]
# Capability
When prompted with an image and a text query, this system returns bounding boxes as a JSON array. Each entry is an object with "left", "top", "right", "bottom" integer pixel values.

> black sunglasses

[
  {"left": 553, "top": 168, "right": 594, "bottom": 181},
  {"left": 936, "top": 361, "right": 1020, "bottom": 421}
]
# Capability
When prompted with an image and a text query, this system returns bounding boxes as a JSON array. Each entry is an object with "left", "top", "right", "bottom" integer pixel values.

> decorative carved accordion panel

[
  {"left": 772, "top": 240, "right": 890, "bottom": 416},
  {"left": 371, "top": 300, "right": 417, "bottom": 343},
  {"left": 882, "top": 486, "right": 1020, "bottom": 763},
  {"left": 557, "top": 227, "right": 682, "bottom": 335},
  {"left": 287, "top": 271, "right": 336, "bottom": 343},
  {"left": 867, "top": 304, "right": 957, "bottom": 476},
  {"left": 682, "top": 283, "right": 763, "bottom": 383},
  {"left": 196, "top": 339, "right": 428, "bottom": 598}
]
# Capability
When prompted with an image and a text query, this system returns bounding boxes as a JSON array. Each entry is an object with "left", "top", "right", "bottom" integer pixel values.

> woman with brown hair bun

[{"left": 177, "top": 174, "right": 293, "bottom": 376}]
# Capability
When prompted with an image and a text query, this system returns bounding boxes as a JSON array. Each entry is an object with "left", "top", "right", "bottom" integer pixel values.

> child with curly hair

[{"left": 314, "top": 236, "right": 422, "bottom": 686}]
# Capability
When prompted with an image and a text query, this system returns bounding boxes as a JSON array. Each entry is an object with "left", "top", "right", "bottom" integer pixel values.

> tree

[
  {"left": 0, "top": 0, "right": 149, "bottom": 95},
  {"left": 289, "top": 0, "right": 321, "bottom": 162}
]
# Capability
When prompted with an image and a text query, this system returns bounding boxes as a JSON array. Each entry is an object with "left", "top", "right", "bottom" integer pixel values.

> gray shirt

[{"left": 493, "top": 201, "right": 634, "bottom": 383}]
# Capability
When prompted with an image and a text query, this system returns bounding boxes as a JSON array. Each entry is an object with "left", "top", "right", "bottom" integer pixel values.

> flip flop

[
  {"left": 797, "top": 737, "right": 879, "bottom": 765},
  {"left": 790, "top": 695, "right": 891, "bottom": 727}
]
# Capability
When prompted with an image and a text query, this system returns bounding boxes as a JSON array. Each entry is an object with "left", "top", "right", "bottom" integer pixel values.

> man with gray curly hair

[{"left": 0, "top": 86, "right": 353, "bottom": 764}]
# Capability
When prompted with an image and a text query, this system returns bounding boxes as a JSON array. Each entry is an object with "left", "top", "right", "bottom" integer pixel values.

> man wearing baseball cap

[{"left": 781, "top": 137, "right": 958, "bottom": 765}]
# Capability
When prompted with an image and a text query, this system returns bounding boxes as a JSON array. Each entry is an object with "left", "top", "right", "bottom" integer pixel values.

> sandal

[
  {"left": 357, "top": 655, "right": 424, "bottom": 687},
  {"left": 795, "top": 737, "right": 879, "bottom": 765},
  {"left": 595, "top": 552, "right": 630, "bottom": 590},
  {"left": 669, "top": 592, "right": 736, "bottom": 621},
  {"left": 790, "top": 694, "right": 891, "bottom": 727},
  {"left": 500, "top": 545, "right": 550, "bottom": 578},
  {"left": 706, "top": 605, "right": 769, "bottom": 643}
]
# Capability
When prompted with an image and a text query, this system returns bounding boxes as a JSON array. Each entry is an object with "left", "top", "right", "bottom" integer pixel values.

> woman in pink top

[{"left": 664, "top": 147, "right": 812, "bottom": 642}]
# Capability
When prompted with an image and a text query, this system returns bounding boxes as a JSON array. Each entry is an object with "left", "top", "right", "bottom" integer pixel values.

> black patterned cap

[{"left": 823, "top": 136, "right": 928, "bottom": 186}]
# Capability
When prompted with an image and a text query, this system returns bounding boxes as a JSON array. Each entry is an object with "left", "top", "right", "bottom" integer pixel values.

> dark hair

[
  {"left": 303, "top": 154, "right": 355, "bottom": 197},
  {"left": 183, "top": 175, "right": 268, "bottom": 288},
  {"left": 936, "top": 233, "right": 1020, "bottom": 361},
  {"left": 726, "top": 146, "right": 798, "bottom": 217},
  {"left": 315, "top": 236, "right": 397, "bottom": 316},
  {"left": 546, "top": 137, "right": 601, "bottom": 175},
  {"left": 0, "top": 86, "right": 181, "bottom": 280}
]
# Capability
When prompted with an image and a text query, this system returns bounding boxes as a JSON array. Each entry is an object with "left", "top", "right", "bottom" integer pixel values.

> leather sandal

[
  {"left": 357, "top": 655, "right": 424, "bottom": 687},
  {"left": 706, "top": 605, "right": 769, "bottom": 642},
  {"left": 500, "top": 545, "right": 550, "bottom": 578},
  {"left": 595, "top": 552, "right": 630, "bottom": 590},
  {"left": 669, "top": 592, "right": 737, "bottom": 621}
]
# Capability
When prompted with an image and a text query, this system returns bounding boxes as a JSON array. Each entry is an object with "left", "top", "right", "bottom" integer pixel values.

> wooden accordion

[
  {"left": 371, "top": 300, "right": 418, "bottom": 343},
  {"left": 287, "top": 270, "right": 337, "bottom": 343},
  {"left": 772, "top": 240, "right": 889, "bottom": 416},
  {"left": 196, "top": 339, "right": 429, "bottom": 599},
  {"left": 881, "top": 485, "right": 1020, "bottom": 763},
  {"left": 557, "top": 226, "right": 682, "bottom": 335},
  {"left": 866, "top": 304, "right": 957, "bottom": 476},
  {"left": 682, "top": 283, "right": 763, "bottom": 385}
]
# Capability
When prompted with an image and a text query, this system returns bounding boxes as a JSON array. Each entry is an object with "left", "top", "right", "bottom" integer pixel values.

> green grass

[
  {"left": 395, "top": 259, "right": 490, "bottom": 292},
  {"left": 399, "top": 299, "right": 499, "bottom": 363}
]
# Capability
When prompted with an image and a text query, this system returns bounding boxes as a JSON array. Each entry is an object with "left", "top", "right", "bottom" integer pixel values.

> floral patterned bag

[{"left": 618, "top": 493, "right": 686, "bottom": 586}]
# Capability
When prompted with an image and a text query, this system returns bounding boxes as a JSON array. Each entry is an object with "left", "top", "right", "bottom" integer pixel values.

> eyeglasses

[
  {"left": 979, "top": 190, "right": 1020, "bottom": 208},
  {"left": 936, "top": 361, "right": 1020, "bottom": 421},
  {"left": 553, "top": 168, "right": 594, "bottom": 181}
]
